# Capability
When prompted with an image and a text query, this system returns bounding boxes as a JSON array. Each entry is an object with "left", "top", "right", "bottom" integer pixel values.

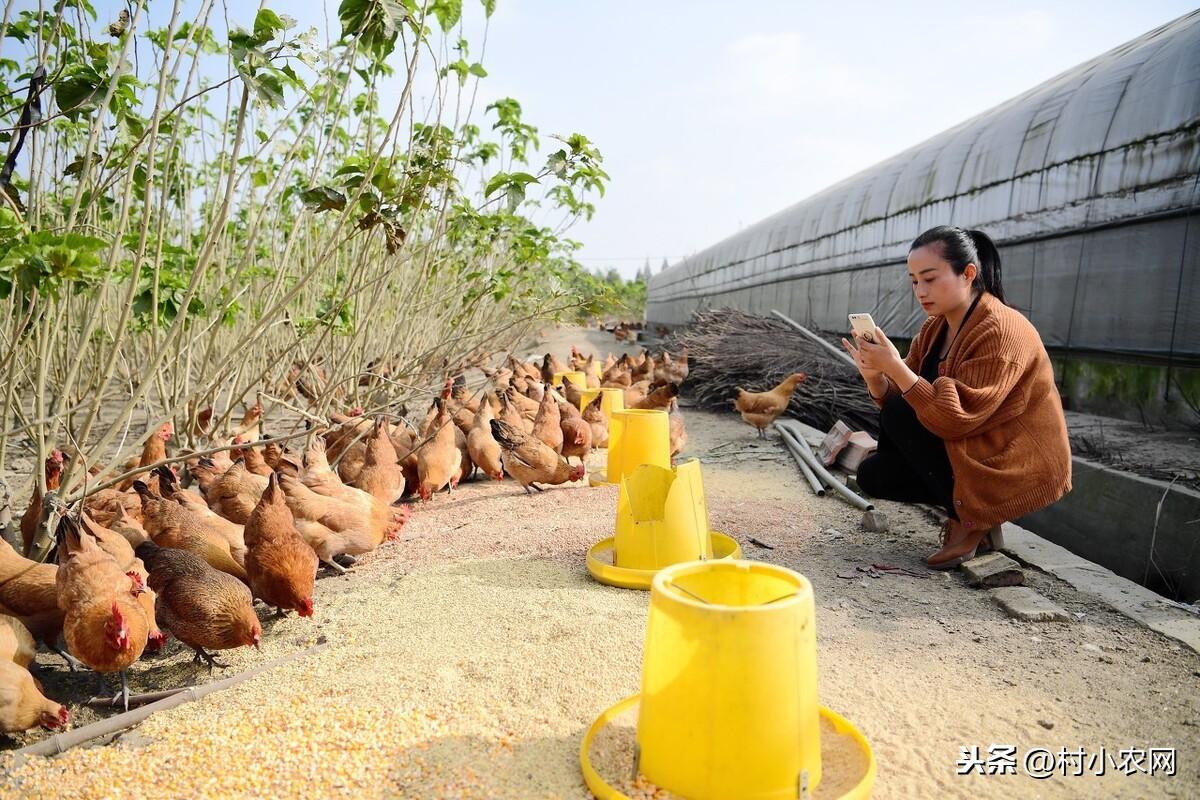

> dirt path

[{"left": 1, "top": 326, "right": 1197, "bottom": 799}]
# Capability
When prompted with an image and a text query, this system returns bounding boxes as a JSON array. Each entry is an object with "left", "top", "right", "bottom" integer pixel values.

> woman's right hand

[{"left": 841, "top": 334, "right": 883, "bottom": 380}]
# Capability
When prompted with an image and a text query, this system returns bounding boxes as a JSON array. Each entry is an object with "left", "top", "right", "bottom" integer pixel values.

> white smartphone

[{"left": 848, "top": 313, "right": 877, "bottom": 343}]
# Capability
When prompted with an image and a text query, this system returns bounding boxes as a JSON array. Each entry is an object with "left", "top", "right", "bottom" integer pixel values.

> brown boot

[{"left": 926, "top": 520, "right": 992, "bottom": 570}]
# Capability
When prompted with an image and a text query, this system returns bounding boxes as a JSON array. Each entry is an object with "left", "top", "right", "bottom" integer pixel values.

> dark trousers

[{"left": 856, "top": 394, "right": 957, "bottom": 518}]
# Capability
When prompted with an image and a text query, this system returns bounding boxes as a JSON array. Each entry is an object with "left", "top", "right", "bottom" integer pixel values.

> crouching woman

[{"left": 841, "top": 226, "right": 1071, "bottom": 569}]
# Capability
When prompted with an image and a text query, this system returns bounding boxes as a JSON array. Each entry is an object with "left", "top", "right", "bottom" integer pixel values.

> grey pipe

[
  {"left": 770, "top": 310, "right": 858, "bottom": 370},
  {"left": 776, "top": 424, "right": 824, "bottom": 496},
  {"left": 778, "top": 424, "right": 873, "bottom": 511},
  {"left": 14, "top": 643, "right": 329, "bottom": 759}
]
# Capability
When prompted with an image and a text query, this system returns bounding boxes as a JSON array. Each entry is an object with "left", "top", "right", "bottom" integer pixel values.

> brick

[
  {"left": 961, "top": 552, "right": 1025, "bottom": 588},
  {"left": 860, "top": 509, "right": 889, "bottom": 532},
  {"left": 990, "top": 586, "right": 1071, "bottom": 622}
]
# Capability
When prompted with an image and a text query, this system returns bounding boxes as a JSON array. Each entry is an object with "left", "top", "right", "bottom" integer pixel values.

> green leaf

[
  {"left": 253, "top": 8, "right": 286, "bottom": 42},
  {"left": 468, "top": 62, "right": 487, "bottom": 78},
  {"left": 481, "top": 0, "right": 497, "bottom": 17},
  {"left": 484, "top": 172, "right": 509, "bottom": 198},
  {"left": 300, "top": 186, "right": 347, "bottom": 212},
  {"left": 431, "top": 0, "right": 463, "bottom": 32}
]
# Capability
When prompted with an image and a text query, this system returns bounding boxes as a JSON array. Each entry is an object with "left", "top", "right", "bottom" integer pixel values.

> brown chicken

[
  {"left": 278, "top": 473, "right": 387, "bottom": 572},
  {"left": 193, "top": 459, "right": 267, "bottom": 525},
  {"left": 541, "top": 352, "right": 568, "bottom": 383},
  {"left": 467, "top": 401, "right": 504, "bottom": 481},
  {"left": 117, "top": 422, "right": 173, "bottom": 491},
  {"left": 531, "top": 386, "right": 564, "bottom": 454},
  {"left": 633, "top": 382, "right": 679, "bottom": 410},
  {"left": 239, "top": 443, "right": 274, "bottom": 478},
  {"left": 136, "top": 541, "right": 261, "bottom": 669},
  {"left": 229, "top": 403, "right": 263, "bottom": 442},
  {"left": 0, "top": 660, "right": 69, "bottom": 733},
  {"left": 489, "top": 419, "right": 585, "bottom": 493},
  {"left": 354, "top": 418, "right": 406, "bottom": 505},
  {"left": 582, "top": 394, "right": 609, "bottom": 448},
  {"left": 56, "top": 516, "right": 149, "bottom": 710},
  {"left": 0, "top": 539, "right": 67, "bottom": 661},
  {"left": 20, "top": 450, "right": 65, "bottom": 556},
  {"left": 668, "top": 398, "right": 688, "bottom": 462},
  {"left": 656, "top": 347, "right": 690, "bottom": 385},
  {"left": 0, "top": 615, "right": 36, "bottom": 667},
  {"left": 80, "top": 513, "right": 167, "bottom": 652},
  {"left": 623, "top": 380, "right": 652, "bottom": 408},
  {"left": 244, "top": 474, "right": 317, "bottom": 615},
  {"left": 133, "top": 481, "right": 249, "bottom": 582},
  {"left": 734, "top": 373, "right": 808, "bottom": 438},
  {"left": 558, "top": 401, "right": 592, "bottom": 466},
  {"left": 417, "top": 399, "right": 464, "bottom": 500},
  {"left": 498, "top": 390, "right": 532, "bottom": 434}
]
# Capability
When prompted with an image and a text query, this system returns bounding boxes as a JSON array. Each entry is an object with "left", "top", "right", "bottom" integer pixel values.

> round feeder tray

[
  {"left": 580, "top": 694, "right": 876, "bottom": 800},
  {"left": 585, "top": 532, "right": 742, "bottom": 590}
]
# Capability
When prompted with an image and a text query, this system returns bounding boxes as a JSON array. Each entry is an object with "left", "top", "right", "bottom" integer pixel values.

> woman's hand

[
  {"left": 841, "top": 334, "right": 883, "bottom": 380},
  {"left": 854, "top": 327, "right": 905, "bottom": 376}
]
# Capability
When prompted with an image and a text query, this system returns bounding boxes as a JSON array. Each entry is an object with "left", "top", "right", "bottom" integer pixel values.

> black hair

[{"left": 909, "top": 226, "right": 1005, "bottom": 305}]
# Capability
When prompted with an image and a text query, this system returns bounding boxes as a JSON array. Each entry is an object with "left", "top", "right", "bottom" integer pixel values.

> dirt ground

[{"left": 1, "top": 326, "right": 1198, "bottom": 799}]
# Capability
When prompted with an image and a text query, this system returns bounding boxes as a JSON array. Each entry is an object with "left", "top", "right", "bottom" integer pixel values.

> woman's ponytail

[{"left": 965, "top": 229, "right": 1005, "bottom": 304}]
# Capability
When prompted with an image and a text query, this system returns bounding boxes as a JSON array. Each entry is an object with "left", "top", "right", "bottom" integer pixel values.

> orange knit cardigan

[{"left": 872, "top": 291, "right": 1072, "bottom": 529}]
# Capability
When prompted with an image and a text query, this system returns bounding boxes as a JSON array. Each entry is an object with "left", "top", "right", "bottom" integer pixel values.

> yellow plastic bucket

[
  {"left": 579, "top": 562, "right": 875, "bottom": 799},
  {"left": 597, "top": 387, "right": 624, "bottom": 421},
  {"left": 615, "top": 461, "right": 710, "bottom": 568},
  {"left": 578, "top": 387, "right": 602, "bottom": 413},
  {"left": 553, "top": 370, "right": 586, "bottom": 388},
  {"left": 607, "top": 409, "right": 670, "bottom": 486}
]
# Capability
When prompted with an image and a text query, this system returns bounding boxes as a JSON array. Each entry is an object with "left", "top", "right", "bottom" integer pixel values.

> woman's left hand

[{"left": 854, "top": 326, "right": 904, "bottom": 375}]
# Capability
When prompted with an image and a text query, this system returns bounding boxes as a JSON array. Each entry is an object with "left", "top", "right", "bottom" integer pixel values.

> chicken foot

[
  {"left": 192, "top": 646, "right": 229, "bottom": 672},
  {"left": 94, "top": 670, "right": 132, "bottom": 712},
  {"left": 50, "top": 640, "right": 85, "bottom": 671},
  {"left": 320, "top": 558, "right": 349, "bottom": 575},
  {"left": 523, "top": 483, "right": 545, "bottom": 494}
]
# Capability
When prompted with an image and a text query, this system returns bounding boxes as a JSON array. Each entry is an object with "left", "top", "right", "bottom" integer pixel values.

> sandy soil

[{"left": 1, "top": 325, "right": 1198, "bottom": 799}]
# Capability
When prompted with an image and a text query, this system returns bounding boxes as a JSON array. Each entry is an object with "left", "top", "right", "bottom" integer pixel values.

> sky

[{"left": 72, "top": 1, "right": 1200, "bottom": 278}]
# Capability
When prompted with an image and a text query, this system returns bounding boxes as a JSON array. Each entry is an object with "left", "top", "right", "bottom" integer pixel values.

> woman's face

[{"left": 908, "top": 244, "right": 977, "bottom": 317}]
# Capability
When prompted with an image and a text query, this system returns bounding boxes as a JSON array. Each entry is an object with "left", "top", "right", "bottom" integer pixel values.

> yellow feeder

[
  {"left": 590, "top": 407, "right": 667, "bottom": 486},
  {"left": 587, "top": 460, "right": 741, "bottom": 589},
  {"left": 580, "top": 560, "right": 877, "bottom": 799},
  {"left": 553, "top": 370, "right": 586, "bottom": 388},
  {"left": 577, "top": 387, "right": 602, "bottom": 413}
]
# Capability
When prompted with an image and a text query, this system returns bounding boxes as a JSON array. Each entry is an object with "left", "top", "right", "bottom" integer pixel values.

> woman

[{"left": 841, "top": 226, "right": 1071, "bottom": 569}]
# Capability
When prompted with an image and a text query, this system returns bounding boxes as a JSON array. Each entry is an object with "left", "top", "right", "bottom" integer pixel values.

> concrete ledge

[{"left": 999, "top": 521, "right": 1200, "bottom": 653}]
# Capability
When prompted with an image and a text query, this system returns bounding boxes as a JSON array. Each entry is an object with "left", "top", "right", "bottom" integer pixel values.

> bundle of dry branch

[{"left": 667, "top": 308, "right": 881, "bottom": 436}]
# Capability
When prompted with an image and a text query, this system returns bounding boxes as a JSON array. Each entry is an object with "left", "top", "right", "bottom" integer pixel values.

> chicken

[
  {"left": 582, "top": 393, "right": 609, "bottom": 448},
  {"left": 0, "top": 660, "right": 69, "bottom": 733},
  {"left": 558, "top": 401, "right": 592, "bottom": 466},
  {"left": 734, "top": 372, "right": 808, "bottom": 438},
  {"left": 540, "top": 352, "right": 568, "bottom": 383},
  {"left": 245, "top": 474, "right": 318, "bottom": 608},
  {"left": 560, "top": 378, "right": 584, "bottom": 409},
  {"left": 80, "top": 484, "right": 144, "bottom": 529},
  {"left": 489, "top": 419, "right": 585, "bottom": 493},
  {"left": 622, "top": 380, "right": 652, "bottom": 408},
  {"left": 655, "top": 347, "right": 690, "bottom": 386},
  {"left": 504, "top": 386, "right": 540, "bottom": 420},
  {"left": 0, "top": 539, "right": 66, "bottom": 657},
  {"left": 239, "top": 443, "right": 274, "bottom": 477},
  {"left": 0, "top": 616, "right": 36, "bottom": 668},
  {"left": 531, "top": 385, "right": 564, "bottom": 454},
  {"left": 498, "top": 390, "right": 532, "bottom": 434},
  {"left": 668, "top": 398, "right": 688, "bottom": 461},
  {"left": 277, "top": 473, "right": 387, "bottom": 573},
  {"left": 117, "top": 422, "right": 173, "bottom": 491},
  {"left": 136, "top": 541, "right": 261, "bottom": 670},
  {"left": 354, "top": 417, "right": 406, "bottom": 505},
  {"left": 229, "top": 402, "right": 263, "bottom": 442},
  {"left": 56, "top": 516, "right": 149, "bottom": 710},
  {"left": 20, "top": 450, "right": 65, "bottom": 556},
  {"left": 80, "top": 513, "right": 167, "bottom": 652},
  {"left": 194, "top": 459, "right": 267, "bottom": 525},
  {"left": 134, "top": 481, "right": 249, "bottom": 582},
  {"left": 467, "top": 401, "right": 504, "bottom": 481},
  {"left": 634, "top": 382, "right": 679, "bottom": 411},
  {"left": 416, "top": 399, "right": 464, "bottom": 500}
]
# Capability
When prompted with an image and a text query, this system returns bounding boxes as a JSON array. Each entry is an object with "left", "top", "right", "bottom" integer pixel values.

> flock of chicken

[{"left": 0, "top": 345, "right": 693, "bottom": 734}]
